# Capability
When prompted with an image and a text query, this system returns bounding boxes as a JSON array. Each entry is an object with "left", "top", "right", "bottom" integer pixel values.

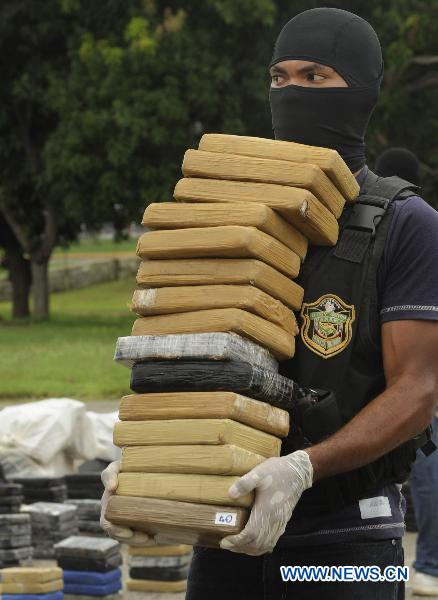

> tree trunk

[
  {"left": 31, "top": 259, "right": 50, "bottom": 319},
  {"left": 5, "top": 244, "right": 32, "bottom": 319},
  {"left": 1, "top": 199, "right": 57, "bottom": 320}
]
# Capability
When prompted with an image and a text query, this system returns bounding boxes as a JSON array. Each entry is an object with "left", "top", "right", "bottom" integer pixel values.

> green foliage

[
  {"left": 124, "top": 16, "right": 157, "bottom": 53},
  {"left": 43, "top": 0, "right": 285, "bottom": 233},
  {"left": 44, "top": 4, "right": 193, "bottom": 233},
  {"left": 206, "top": 0, "right": 276, "bottom": 26},
  {"left": 364, "top": 1, "right": 438, "bottom": 204},
  {"left": 1, "top": 0, "right": 438, "bottom": 257}
]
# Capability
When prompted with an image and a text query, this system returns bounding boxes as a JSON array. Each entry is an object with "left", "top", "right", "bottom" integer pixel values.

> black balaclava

[
  {"left": 375, "top": 147, "right": 421, "bottom": 186},
  {"left": 269, "top": 8, "right": 383, "bottom": 172}
]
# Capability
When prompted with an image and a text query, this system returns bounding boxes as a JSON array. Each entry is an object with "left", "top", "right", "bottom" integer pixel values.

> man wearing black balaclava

[
  {"left": 269, "top": 7, "right": 383, "bottom": 173},
  {"left": 100, "top": 7, "right": 438, "bottom": 600}
]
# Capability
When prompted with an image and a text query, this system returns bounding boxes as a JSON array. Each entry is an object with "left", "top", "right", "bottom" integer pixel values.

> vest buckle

[{"left": 345, "top": 199, "right": 390, "bottom": 237}]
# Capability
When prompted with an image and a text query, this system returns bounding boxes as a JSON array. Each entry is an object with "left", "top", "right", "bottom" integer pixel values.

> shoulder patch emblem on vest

[{"left": 301, "top": 294, "right": 356, "bottom": 359}]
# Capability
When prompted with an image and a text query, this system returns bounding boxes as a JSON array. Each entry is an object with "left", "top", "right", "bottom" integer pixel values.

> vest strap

[
  {"left": 333, "top": 169, "right": 417, "bottom": 265},
  {"left": 334, "top": 228, "right": 377, "bottom": 264}
]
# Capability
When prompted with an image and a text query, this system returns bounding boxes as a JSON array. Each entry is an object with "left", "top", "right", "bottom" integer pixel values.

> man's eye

[
  {"left": 271, "top": 75, "right": 282, "bottom": 84},
  {"left": 307, "top": 72, "right": 326, "bottom": 82}
]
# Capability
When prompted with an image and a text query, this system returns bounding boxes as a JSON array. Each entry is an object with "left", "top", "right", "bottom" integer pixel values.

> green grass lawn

[{"left": 0, "top": 278, "right": 136, "bottom": 401}]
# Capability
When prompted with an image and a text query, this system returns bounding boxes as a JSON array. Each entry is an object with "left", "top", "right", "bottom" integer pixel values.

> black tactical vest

[{"left": 280, "top": 170, "right": 433, "bottom": 513}]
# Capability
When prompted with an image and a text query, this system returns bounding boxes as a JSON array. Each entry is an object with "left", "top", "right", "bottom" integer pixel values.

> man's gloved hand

[
  {"left": 219, "top": 450, "right": 313, "bottom": 556},
  {"left": 100, "top": 460, "right": 156, "bottom": 547}
]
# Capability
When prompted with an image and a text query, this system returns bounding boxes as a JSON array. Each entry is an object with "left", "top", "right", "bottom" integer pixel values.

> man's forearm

[{"left": 304, "top": 375, "right": 435, "bottom": 482}]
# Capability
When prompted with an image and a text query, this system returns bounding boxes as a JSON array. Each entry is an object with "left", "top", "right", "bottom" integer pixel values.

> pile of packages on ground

[
  {"left": 0, "top": 479, "right": 118, "bottom": 599},
  {"left": 108, "top": 134, "right": 359, "bottom": 550},
  {"left": 0, "top": 399, "right": 119, "bottom": 597},
  {"left": 0, "top": 540, "right": 124, "bottom": 600},
  {"left": 0, "top": 474, "right": 106, "bottom": 565}
]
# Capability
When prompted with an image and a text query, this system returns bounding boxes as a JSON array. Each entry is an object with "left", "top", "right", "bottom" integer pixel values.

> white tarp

[
  {"left": 0, "top": 398, "right": 119, "bottom": 477},
  {"left": 86, "top": 410, "right": 119, "bottom": 462}
]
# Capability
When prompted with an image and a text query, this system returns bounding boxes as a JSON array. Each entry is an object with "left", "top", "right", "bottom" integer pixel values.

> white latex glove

[
  {"left": 100, "top": 460, "right": 156, "bottom": 547},
  {"left": 219, "top": 450, "right": 313, "bottom": 556}
]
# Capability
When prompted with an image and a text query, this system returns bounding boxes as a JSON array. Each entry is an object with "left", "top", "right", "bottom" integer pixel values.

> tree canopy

[{"left": 1, "top": 0, "right": 437, "bottom": 317}]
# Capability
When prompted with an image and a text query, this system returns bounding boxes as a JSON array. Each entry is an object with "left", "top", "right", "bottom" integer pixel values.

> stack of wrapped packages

[
  {"left": 65, "top": 474, "right": 104, "bottom": 501},
  {"left": 54, "top": 537, "right": 122, "bottom": 600},
  {"left": 22, "top": 503, "right": 78, "bottom": 560},
  {"left": 126, "top": 544, "right": 192, "bottom": 593},
  {"left": 13, "top": 478, "right": 68, "bottom": 504},
  {"left": 65, "top": 500, "right": 103, "bottom": 536},
  {"left": 0, "top": 482, "right": 33, "bottom": 568},
  {"left": 65, "top": 466, "right": 106, "bottom": 535},
  {"left": 0, "top": 482, "right": 23, "bottom": 515},
  {"left": 65, "top": 466, "right": 105, "bottom": 500},
  {"left": 0, "top": 567, "right": 63, "bottom": 600},
  {"left": 106, "top": 134, "right": 359, "bottom": 547}
]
